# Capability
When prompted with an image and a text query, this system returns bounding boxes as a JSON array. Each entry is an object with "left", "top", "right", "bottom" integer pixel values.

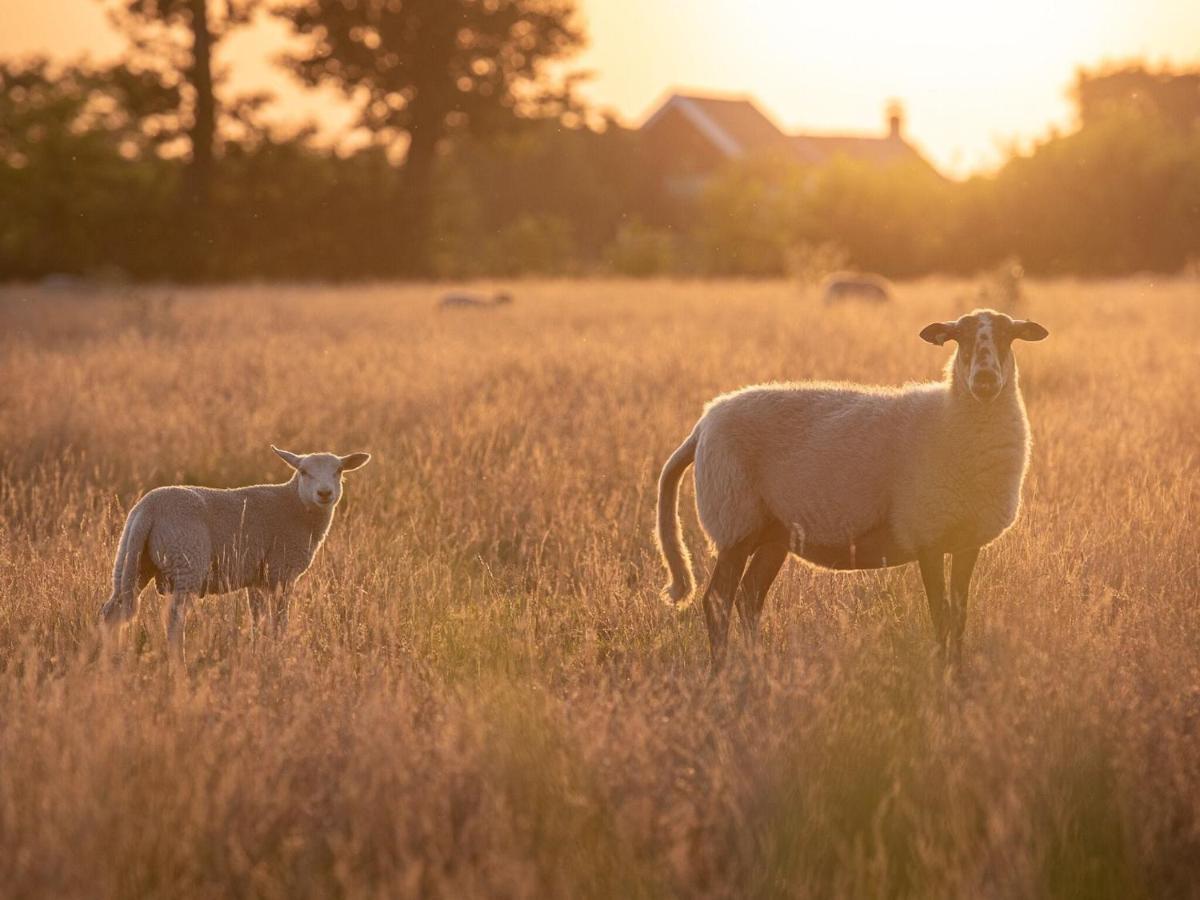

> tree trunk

[
  {"left": 399, "top": 95, "right": 445, "bottom": 277},
  {"left": 185, "top": 0, "right": 215, "bottom": 275}
]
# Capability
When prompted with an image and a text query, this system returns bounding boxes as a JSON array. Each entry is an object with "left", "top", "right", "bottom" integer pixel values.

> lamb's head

[
  {"left": 272, "top": 446, "right": 371, "bottom": 510},
  {"left": 920, "top": 309, "right": 1048, "bottom": 402}
]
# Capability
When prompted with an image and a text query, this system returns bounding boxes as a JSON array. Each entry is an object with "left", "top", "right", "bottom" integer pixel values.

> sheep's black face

[{"left": 919, "top": 309, "right": 1048, "bottom": 403}]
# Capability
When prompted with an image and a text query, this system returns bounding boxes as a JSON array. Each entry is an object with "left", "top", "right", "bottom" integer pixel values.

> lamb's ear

[
  {"left": 1011, "top": 319, "right": 1049, "bottom": 342},
  {"left": 339, "top": 452, "right": 371, "bottom": 472},
  {"left": 919, "top": 321, "right": 958, "bottom": 346},
  {"left": 272, "top": 445, "right": 304, "bottom": 470}
]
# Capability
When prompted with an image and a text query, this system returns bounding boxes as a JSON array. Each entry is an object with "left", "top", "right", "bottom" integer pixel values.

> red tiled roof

[
  {"left": 642, "top": 93, "right": 933, "bottom": 171},
  {"left": 679, "top": 96, "right": 791, "bottom": 154},
  {"left": 789, "top": 134, "right": 921, "bottom": 166}
]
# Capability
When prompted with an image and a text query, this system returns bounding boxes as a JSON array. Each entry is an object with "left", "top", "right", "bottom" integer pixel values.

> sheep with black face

[{"left": 655, "top": 309, "right": 1048, "bottom": 668}]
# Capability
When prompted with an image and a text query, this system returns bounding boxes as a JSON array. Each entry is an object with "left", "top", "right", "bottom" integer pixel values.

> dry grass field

[{"left": 0, "top": 278, "right": 1198, "bottom": 898}]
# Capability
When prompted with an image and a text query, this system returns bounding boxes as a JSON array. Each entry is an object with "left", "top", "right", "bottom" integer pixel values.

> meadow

[{"left": 0, "top": 278, "right": 1197, "bottom": 898}]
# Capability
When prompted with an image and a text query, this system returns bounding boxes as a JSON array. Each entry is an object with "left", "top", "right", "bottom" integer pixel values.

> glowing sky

[{"left": 3, "top": 0, "right": 1198, "bottom": 176}]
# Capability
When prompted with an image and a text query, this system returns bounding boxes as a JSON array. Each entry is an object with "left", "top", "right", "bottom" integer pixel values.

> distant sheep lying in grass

[
  {"left": 821, "top": 271, "right": 892, "bottom": 304},
  {"left": 438, "top": 290, "right": 513, "bottom": 310},
  {"left": 100, "top": 446, "right": 371, "bottom": 662},
  {"left": 656, "top": 309, "right": 1048, "bottom": 669}
]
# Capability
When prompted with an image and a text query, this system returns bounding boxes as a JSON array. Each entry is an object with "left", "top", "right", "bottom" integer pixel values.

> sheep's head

[
  {"left": 920, "top": 309, "right": 1048, "bottom": 402},
  {"left": 272, "top": 446, "right": 371, "bottom": 510}
]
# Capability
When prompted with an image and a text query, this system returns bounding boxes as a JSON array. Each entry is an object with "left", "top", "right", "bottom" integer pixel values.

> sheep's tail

[
  {"left": 99, "top": 502, "right": 151, "bottom": 625},
  {"left": 656, "top": 427, "right": 699, "bottom": 608}
]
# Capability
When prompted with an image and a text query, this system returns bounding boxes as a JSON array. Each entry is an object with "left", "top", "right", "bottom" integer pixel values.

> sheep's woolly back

[
  {"left": 685, "top": 360, "right": 1031, "bottom": 560},
  {"left": 129, "top": 478, "right": 336, "bottom": 597}
]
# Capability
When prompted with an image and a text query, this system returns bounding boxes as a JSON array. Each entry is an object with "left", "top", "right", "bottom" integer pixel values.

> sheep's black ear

[
  {"left": 1011, "top": 320, "right": 1049, "bottom": 342},
  {"left": 339, "top": 452, "right": 371, "bottom": 472},
  {"left": 272, "top": 445, "right": 303, "bottom": 469},
  {"left": 919, "top": 322, "right": 958, "bottom": 346}
]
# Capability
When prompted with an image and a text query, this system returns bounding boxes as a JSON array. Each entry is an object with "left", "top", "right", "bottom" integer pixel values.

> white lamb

[
  {"left": 655, "top": 309, "right": 1048, "bottom": 668},
  {"left": 99, "top": 446, "right": 371, "bottom": 662}
]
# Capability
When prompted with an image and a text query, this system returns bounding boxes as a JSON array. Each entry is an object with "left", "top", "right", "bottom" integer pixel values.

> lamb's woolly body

[
  {"left": 658, "top": 351, "right": 1032, "bottom": 605},
  {"left": 106, "top": 477, "right": 335, "bottom": 608},
  {"left": 99, "top": 447, "right": 370, "bottom": 653}
]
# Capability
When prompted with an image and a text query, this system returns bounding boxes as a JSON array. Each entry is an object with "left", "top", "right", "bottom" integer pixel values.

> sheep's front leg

[
  {"left": 247, "top": 587, "right": 269, "bottom": 640},
  {"left": 250, "top": 585, "right": 292, "bottom": 639},
  {"left": 917, "top": 551, "right": 949, "bottom": 653},
  {"left": 948, "top": 547, "right": 980, "bottom": 665},
  {"left": 269, "top": 585, "right": 293, "bottom": 638}
]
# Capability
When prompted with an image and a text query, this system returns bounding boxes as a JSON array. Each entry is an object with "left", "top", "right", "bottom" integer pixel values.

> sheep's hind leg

[
  {"left": 166, "top": 592, "right": 196, "bottom": 668},
  {"left": 948, "top": 547, "right": 979, "bottom": 667},
  {"left": 701, "top": 541, "right": 752, "bottom": 673},
  {"left": 917, "top": 550, "right": 949, "bottom": 656},
  {"left": 735, "top": 535, "right": 789, "bottom": 647}
]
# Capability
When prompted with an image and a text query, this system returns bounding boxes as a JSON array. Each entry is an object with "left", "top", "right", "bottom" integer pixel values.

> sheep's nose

[
  {"left": 317, "top": 488, "right": 333, "bottom": 501},
  {"left": 972, "top": 370, "right": 1000, "bottom": 399}
]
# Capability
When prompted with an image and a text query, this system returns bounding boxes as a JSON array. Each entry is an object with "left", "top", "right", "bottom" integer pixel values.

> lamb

[
  {"left": 655, "top": 309, "right": 1048, "bottom": 669},
  {"left": 99, "top": 445, "right": 371, "bottom": 662},
  {"left": 821, "top": 271, "right": 892, "bottom": 304},
  {"left": 438, "top": 290, "right": 513, "bottom": 310}
]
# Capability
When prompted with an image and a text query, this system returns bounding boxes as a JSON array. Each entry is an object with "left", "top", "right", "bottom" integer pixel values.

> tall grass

[{"left": 0, "top": 278, "right": 1197, "bottom": 898}]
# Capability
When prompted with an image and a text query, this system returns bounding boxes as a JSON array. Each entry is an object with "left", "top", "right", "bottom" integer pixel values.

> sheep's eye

[{"left": 300, "top": 470, "right": 310, "bottom": 478}]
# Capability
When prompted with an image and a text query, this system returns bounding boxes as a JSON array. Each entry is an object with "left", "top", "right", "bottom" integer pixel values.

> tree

[
  {"left": 1074, "top": 64, "right": 1200, "bottom": 134},
  {"left": 276, "top": 0, "right": 585, "bottom": 275},
  {"left": 102, "top": 0, "right": 260, "bottom": 271},
  {"left": 0, "top": 58, "right": 181, "bottom": 277}
]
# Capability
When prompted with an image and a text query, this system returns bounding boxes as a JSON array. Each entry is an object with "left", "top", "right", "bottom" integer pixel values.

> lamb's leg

[
  {"left": 948, "top": 547, "right": 980, "bottom": 666},
  {"left": 166, "top": 591, "right": 195, "bottom": 667},
  {"left": 917, "top": 551, "right": 949, "bottom": 653},
  {"left": 735, "top": 540, "right": 789, "bottom": 646},
  {"left": 270, "top": 586, "right": 293, "bottom": 638},
  {"left": 701, "top": 543, "right": 751, "bottom": 672},
  {"left": 247, "top": 587, "right": 269, "bottom": 640}
]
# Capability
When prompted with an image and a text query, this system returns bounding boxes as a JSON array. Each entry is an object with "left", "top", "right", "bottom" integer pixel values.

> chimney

[{"left": 886, "top": 100, "right": 903, "bottom": 139}]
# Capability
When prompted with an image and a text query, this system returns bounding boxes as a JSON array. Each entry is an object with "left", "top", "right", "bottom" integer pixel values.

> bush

[
  {"left": 604, "top": 218, "right": 678, "bottom": 276},
  {"left": 484, "top": 213, "right": 577, "bottom": 276}
]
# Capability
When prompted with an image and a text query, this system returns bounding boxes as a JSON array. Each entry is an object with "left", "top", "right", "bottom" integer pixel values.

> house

[{"left": 639, "top": 92, "right": 936, "bottom": 199}]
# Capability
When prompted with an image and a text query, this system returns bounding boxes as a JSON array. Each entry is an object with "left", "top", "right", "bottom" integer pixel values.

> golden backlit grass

[{"left": 0, "top": 278, "right": 1198, "bottom": 898}]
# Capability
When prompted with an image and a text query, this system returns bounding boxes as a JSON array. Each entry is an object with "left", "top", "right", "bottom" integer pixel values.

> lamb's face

[
  {"left": 272, "top": 447, "right": 372, "bottom": 511},
  {"left": 919, "top": 309, "right": 1048, "bottom": 402}
]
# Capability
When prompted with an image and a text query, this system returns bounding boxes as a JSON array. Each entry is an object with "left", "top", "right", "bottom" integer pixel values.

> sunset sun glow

[{"left": 3, "top": 0, "right": 1199, "bottom": 174}]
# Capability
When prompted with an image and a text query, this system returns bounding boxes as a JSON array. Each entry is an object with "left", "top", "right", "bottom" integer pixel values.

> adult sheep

[
  {"left": 438, "top": 290, "right": 513, "bottom": 310},
  {"left": 821, "top": 271, "right": 892, "bottom": 304},
  {"left": 655, "top": 309, "right": 1048, "bottom": 669},
  {"left": 100, "top": 446, "right": 371, "bottom": 662}
]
